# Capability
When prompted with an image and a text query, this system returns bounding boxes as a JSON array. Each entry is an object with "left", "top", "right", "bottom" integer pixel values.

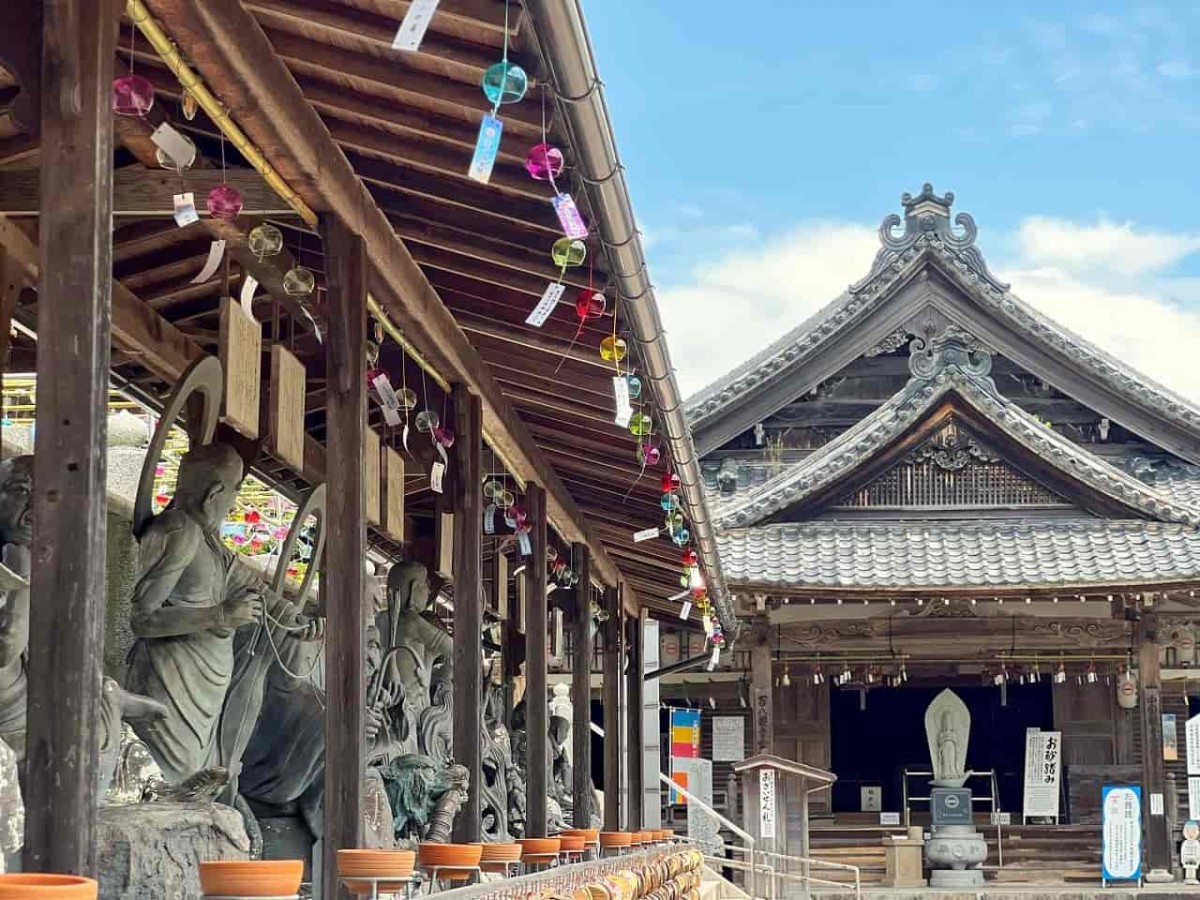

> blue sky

[{"left": 585, "top": 3, "right": 1200, "bottom": 398}]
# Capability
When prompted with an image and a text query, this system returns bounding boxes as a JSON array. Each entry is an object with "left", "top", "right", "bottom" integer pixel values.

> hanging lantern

[
  {"left": 671, "top": 528, "right": 691, "bottom": 547},
  {"left": 626, "top": 375, "right": 642, "bottom": 400},
  {"left": 637, "top": 443, "right": 661, "bottom": 467},
  {"left": 525, "top": 143, "right": 565, "bottom": 181},
  {"left": 628, "top": 412, "right": 653, "bottom": 437},
  {"left": 600, "top": 336, "right": 628, "bottom": 363},
  {"left": 206, "top": 184, "right": 244, "bottom": 221},
  {"left": 415, "top": 410, "right": 440, "bottom": 433},
  {"left": 282, "top": 266, "right": 316, "bottom": 298},
  {"left": 660, "top": 492, "right": 680, "bottom": 511},
  {"left": 496, "top": 490, "right": 516, "bottom": 510},
  {"left": 112, "top": 74, "right": 156, "bottom": 117},
  {"left": 681, "top": 549, "right": 698, "bottom": 567},
  {"left": 482, "top": 60, "right": 529, "bottom": 106},
  {"left": 155, "top": 134, "right": 197, "bottom": 172},
  {"left": 483, "top": 480, "right": 503, "bottom": 500},
  {"left": 551, "top": 238, "right": 587, "bottom": 268},
  {"left": 574, "top": 289, "right": 606, "bottom": 321},
  {"left": 397, "top": 388, "right": 418, "bottom": 411},
  {"left": 433, "top": 425, "right": 455, "bottom": 448},
  {"left": 662, "top": 471, "right": 681, "bottom": 493},
  {"left": 663, "top": 511, "right": 684, "bottom": 531},
  {"left": 248, "top": 223, "right": 284, "bottom": 259}
]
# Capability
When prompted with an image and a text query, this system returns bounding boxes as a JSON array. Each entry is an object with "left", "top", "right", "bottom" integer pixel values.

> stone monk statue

[
  {"left": 0, "top": 456, "right": 31, "bottom": 759},
  {"left": 125, "top": 443, "right": 310, "bottom": 783},
  {"left": 925, "top": 688, "right": 970, "bottom": 788}
]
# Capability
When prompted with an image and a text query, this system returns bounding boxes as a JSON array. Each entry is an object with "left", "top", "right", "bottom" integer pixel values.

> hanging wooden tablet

[
  {"left": 268, "top": 344, "right": 305, "bottom": 472},
  {"left": 364, "top": 427, "right": 381, "bottom": 526},
  {"left": 218, "top": 295, "right": 261, "bottom": 439},
  {"left": 436, "top": 510, "right": 454, "bottom": 579},
  {"left": 383, "top": 446, "right": 405, "bottom": 542}
]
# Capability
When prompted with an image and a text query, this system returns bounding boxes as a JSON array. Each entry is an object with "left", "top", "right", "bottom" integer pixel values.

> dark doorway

[{"left": 830, "top": 683, "right": 1054, "bottom": 815}]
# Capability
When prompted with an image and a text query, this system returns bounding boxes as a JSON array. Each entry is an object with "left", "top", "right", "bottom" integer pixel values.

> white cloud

[
  {"left": 664, "top": 216, "right": 1200, "bottom": 405},
  {"left": 1018, "top": 217, "right": 1200, "bottom": 275}
]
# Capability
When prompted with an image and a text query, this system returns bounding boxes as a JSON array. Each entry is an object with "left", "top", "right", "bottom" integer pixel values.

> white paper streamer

[
  {"left": 190, "top": 240, "right": 226, "bottom": 284},
  {"left": 239, "top": 274, "right": 259, "bottom": 322}
]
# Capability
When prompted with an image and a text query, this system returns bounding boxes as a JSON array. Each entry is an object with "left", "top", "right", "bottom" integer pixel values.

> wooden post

[
  {"left": 750, "top": 617, "right": 775, "bottom": 756},
  {"left": 570, "top": 544, "right": 592, "bottom": 827},
  {"left": 1138, "top": 617, "right": 1172, "bottom": 880},
  {"left": 320, "top": 216, "right": 368, "bottom": 898},
  {"left": 602, "top": 585, "right": 623, "bottom": 830},
  {"left": 23, "top": 0, "right": 117, "bottom": 875},
  {"left": 451, "top": 386, "right": 483, "bottom": 843},
  {"left": 625, "top": 609, "right": 645, "bottom": 830},
  {"left": 524, "top": 483, "right": 549, "bottom": 837}
]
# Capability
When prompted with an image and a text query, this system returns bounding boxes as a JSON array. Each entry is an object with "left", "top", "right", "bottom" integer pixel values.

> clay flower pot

[
  {"left": 557, "top": 833, "right": 587, "bottom": 852},
  {"left": 417, "top": 842, "right": 483, "bottom": 882},
  {"left": 480, "top": 842, "right": 522, "bottom": 873},
  {"left": 562, "top": 827, "right": 600, "bottom": 843},
  {"left": 198, "top": 860, "right": 303, "bottom": 897},
  {"left": 0, "top": 874, "right": 98, "bottom": 899},
  {"left": 337, "top": 849, "right": 415, "bottom": 895},
  {"left": 518, "top": 837, "right": 562, "bottom": 863},
  {"left": 599, "top": 831, "right": 633, "bottom": 849}
]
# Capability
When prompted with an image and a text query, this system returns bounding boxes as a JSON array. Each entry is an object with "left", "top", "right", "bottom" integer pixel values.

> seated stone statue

[
  {"left": 125, "top": 443, "right": 316, "bottom": 784},
  {"left": 0, "top": 456, "right": 32, "bottom": 759}
]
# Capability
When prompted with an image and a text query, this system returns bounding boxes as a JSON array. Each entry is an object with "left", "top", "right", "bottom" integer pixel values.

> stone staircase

[{"left": 807, "top": 823, "right": 1101, "bottom": 886}]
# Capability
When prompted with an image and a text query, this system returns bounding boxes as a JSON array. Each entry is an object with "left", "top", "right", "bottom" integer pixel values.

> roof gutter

[{"left": 523, "top": 0, "right": 737, "bottom": 643}]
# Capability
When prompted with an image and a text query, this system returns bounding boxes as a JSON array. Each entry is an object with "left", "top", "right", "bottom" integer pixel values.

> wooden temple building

[
  {"left": 0, "top": 0, "right": 735, "bottom": 896},
  {"left": 682, "top": 184, "right": 1200, "bottom": 884}
]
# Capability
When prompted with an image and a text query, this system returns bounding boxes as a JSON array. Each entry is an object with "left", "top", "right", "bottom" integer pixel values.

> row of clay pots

[{"left": 597, "top": 829, "right": 674, "bottom": 849}]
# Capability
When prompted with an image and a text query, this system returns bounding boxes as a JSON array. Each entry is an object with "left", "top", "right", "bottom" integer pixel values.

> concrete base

[
  {"left": 1143, "top": 868, "right": 1173, "bottom": 884},
  {"left": 883, "top": 836, "right": 926, "bottom": 888},
  {"left": 928, "top": 868, "right": 985, "bottom": 888}
]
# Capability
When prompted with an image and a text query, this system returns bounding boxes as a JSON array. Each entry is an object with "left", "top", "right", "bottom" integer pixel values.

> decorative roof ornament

[
  {"left": 852, "top": 183, "right": 1008, "bottom": 293},
  {"left": 909, "top": 332, "right": 993, "bottom": 383}
]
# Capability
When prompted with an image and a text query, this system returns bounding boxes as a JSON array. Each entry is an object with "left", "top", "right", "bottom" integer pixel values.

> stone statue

[
  {"left": 0, "top": 456, "right": 32, "bottom": 759},
  {"left": 924, "top": 689, "right": 969, "bottom": 788},
  {"left": 480, "top": 680, "right": 511, "bottom": 841},
  {"left": 380, "top": 756, "right": 469, "bottom": 845},
  {"left": 379, "top": 561, "right": 452, "bottom": 765},
  {"left": 549, "top": 712, "right": 573, "bottom": 820},
  {"left": 125, "top": 443, "right": 321, "bottom": 788},
  {"left": 0, "top": 735, "right": 19, "bottom": 873}
]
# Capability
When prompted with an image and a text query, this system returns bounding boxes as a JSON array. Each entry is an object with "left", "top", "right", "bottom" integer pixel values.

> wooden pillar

[
  {"left": 451, "top": 386, "right": 483, "bottom": 843},
  {"left": 625, "top": 609, "right": 645, "bottom": 830},
  {"left": 750, "top": 617, "right": 774, "bottom": 756},
  {"left": 570, "top": 544, "right": 592, "bottom": 827},
  {"left": 23, "top": 0, "right": 117, "bottom": 875},
  {"left": 524, "top": 483, "right": 549, "bottom": 837},
  {"left": 1138, "top": 617, "right": 1171, "bottom": 879},
  {"left": 601, "top": 585, "right": 622, "bottom": 830},
  {"left": 320, "top": 217, "right": 368, "bottom": 898}
]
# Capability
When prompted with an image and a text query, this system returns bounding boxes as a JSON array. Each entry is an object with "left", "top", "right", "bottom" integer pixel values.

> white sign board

[
  {"left": 1187, "top": 715, "right": 1200, "bottom": 776},
  {"left": 1022, "top": 729, "right": 1062, "bottom": 821},
  {"left": 861, "top": 786, "right": 882, "bottom": 812},
  {"left": 1190, "top": 777, "right": 1200, "bottom": 822},
  {"left": 880, "top": 812, "right": 901, "bottom": 826},
  {"left": 991, "top": 811, "right": 1012, "bottom": 826},
  {"left": 673, "top": 757, "right": 720, "bottom": 855},
  {"left": 1102, "top": 785, "right": 1142, "bottom": 883},
  {"left": 759, "top": 769, "right": 777, "bottom": 838},
  {"left": 712, "top": 717, "right": 745, "bottom": 762}
]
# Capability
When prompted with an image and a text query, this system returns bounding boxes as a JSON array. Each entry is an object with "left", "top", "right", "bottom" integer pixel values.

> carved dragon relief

[{"left": 1028, "top": 620, "right": 1130, "bottom": 648}]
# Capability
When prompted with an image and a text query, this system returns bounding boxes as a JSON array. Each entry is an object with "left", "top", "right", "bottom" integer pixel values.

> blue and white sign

[{"left": 1102, "top": 785, "right": 1142, "bottom": 883}]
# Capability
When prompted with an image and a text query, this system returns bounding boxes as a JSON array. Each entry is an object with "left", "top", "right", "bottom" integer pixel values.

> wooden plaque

[
  {"left": 364, "top": 427, "right": 381, "bottom": 526},
  {"left": 268, "top": 344, "right": 306, "bottom": 472},
  {"left": 383, "top": 446, "right": 405, "bottom": 541},
  {"left": 218, "top": 296, "right": 262, "bottom": 439},
  {"left": 436, "top": 511, "right": 454, "bottom": 578}
]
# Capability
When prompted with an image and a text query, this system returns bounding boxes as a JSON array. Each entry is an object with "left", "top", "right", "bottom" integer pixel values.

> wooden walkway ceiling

[{"left": 0, "top": 0, "right": 699, "bottom": 621}]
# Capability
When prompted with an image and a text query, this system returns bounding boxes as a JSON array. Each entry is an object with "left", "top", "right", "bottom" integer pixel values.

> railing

[
  {"left": 719, "top": 843, "right": 861, "bottom": 900},
  {"left": 432, "top": 846, "right": 677, "bottom": 899},
  {"left": 901, "top": 768, "right": 1000, "bottom": 828}
]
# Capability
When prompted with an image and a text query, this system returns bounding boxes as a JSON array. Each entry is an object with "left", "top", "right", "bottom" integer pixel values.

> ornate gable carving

[{"left": 834, "top": 416, "right": 1067, "bottom": 510}]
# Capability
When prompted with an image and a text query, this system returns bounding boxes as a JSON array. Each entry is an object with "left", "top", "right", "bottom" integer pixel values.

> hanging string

[
  {"left": 553, "top": 253, "right": 594, "bottom": 375},
  {"left": 490, "top": 0, "right": 512, "bottom": 118}
]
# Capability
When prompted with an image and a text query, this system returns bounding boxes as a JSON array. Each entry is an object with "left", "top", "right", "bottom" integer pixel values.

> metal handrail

[
  {"left": 657, "top": 772, "right": 759, "bottom": 899},
  {"left": 720, "top": 843, "right": 861, "bottom": 900},
  {"left": 702, "top": 854, "right": 777, "bottom": 900}
]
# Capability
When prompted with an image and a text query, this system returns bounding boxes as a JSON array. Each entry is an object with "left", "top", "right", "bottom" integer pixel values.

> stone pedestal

[
  {"left": 97, "top": 802, "right": 249, "bottom": 899},
  {"left": 882, "top": 834, "right": 925, "bottom": 887},
  {"left": 926, "top": 824, "right": 986, "bottom": 887}
]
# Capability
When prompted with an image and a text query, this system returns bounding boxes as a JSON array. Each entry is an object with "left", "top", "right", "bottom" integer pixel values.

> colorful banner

[
  {"left": 669, "top": 708, "right": 702, "bottom": 804},
  {"left": 1102, "top": 785, "right": 1142, "bottom": 884}
]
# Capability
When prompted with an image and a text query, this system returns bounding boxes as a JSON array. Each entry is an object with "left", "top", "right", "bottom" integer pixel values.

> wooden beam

[
  {"left": 451, "top": 385, "right": 483, "bottom": 843},
  {"left": 1138, "top": 617, "right": 1171, "bottom": 878},
  {"left": 750, "top": 618, "right": 774, "bottom": 756},
  {"left": 524, "top": 482, "right": 549, "bottom": 837},
  {"left": 0, "top": 165, "right": 297, "bottom": 217},
  {"left": 601, "top": 584, "right": 622, "bottom": 830},
  {"left": 570, "top": 543, "right": 593, "bottom": 827},
  {"left": 319, "top": 214, "right": 367, "bottom": 897},
  {"left": 23, "top": 0, "right": 117, "bottom": 875},
  {"left": 140, "top": 0, "right": 625, "bottom": 592},
  {"left": 625, "top": 610, "right": 644, "bottom": 830}
]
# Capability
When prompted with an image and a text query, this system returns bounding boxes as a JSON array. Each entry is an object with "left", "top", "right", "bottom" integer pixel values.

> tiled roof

[{"left": 718, "top": 520, "right": 1200, "bottom": 589}]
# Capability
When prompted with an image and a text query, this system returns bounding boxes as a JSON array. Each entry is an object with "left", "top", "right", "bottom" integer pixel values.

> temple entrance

[{"left": 829, "top": 682, "right": 1054, "bottom": 817}]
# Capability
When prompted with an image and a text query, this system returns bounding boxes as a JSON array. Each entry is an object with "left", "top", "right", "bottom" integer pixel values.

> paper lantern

[
  {"left": 112, "top": 74, "right": 155, "bottom": 117},
  {"left": 552, "top": 238, "right": 587, "bottom": 268},
  {"left": 415, "top": 410, "right": 440, "bottom": 433},
  {"left": 600, "top": 336, "right": 628, "bottom": 363},
  {"left": 525, "top": 143, "right": 565, "bottom": 181},
  {"left": 282, "top": 266, "right": 316, "bottom": 298},
  {"left": 206, "top": 184, "right": 244, "bottom": 221},
  {"left": 626, "top": 375, "right": 642, "bottom": 399},
  {"left": 248, "top": 223, "right": 284, "bottom": 259},
  {"left": 575, "top": 289, "right": 606, "bottom": 320},
  {"left": 628, "top": 413, "right": 653, "bottom": 437},
  {"left": 482, "top": 60, "right": 528, "bottom": 106},
  {"left": 637, "top": 443, "right": 661, "bottom": 467}
]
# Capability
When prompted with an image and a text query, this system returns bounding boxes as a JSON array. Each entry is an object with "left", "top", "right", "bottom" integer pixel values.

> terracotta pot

[
  {"left": 557, "top": 833, "right": 587, "bottom": 852},
  {"left": 598, "top": 831, "right": 632, "bottom": 849},
  {"left": 562, "top": 827, "right": 600, "bottom": 843},
  {"left": 337, "top": 849, "right": 416, "bottom": 895},
  {"left": 518, "top": 836, "right": 562, "bottom": 859},
  {"left": 198, "top": 860, "right": 303, "bottom": 897},
  {"left": 480, "top": 843, "right": 522, "bottom": 863},
  {"left": 0, "top": 874, "right": 98, "bottom": 899},
  {"left": 418, "top": 842, "right": 483, "bottom": 881}
]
